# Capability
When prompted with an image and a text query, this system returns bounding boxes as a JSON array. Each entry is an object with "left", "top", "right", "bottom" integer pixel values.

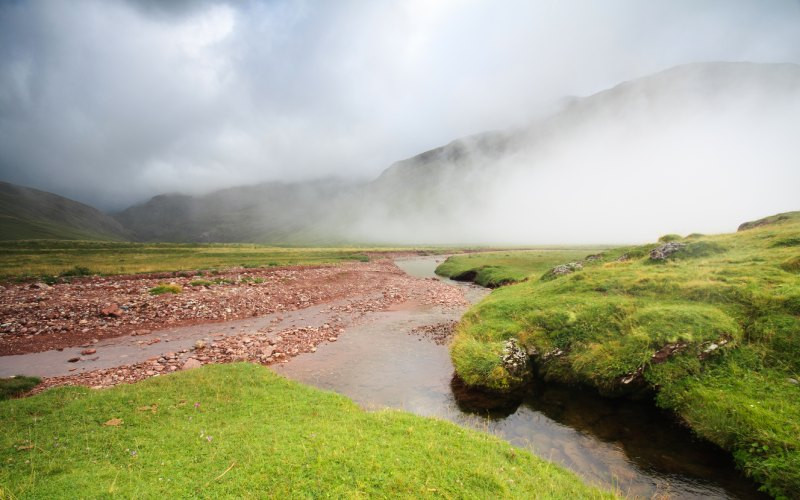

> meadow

[
  {"left": 447, "top": 212, "right": 800, "bottom": 497},
  {"left": 0, "top": 363, "right": 612, "bottom": 499},
  {"left": 0, "top": 241, "right": 434, "bottom": 280}
]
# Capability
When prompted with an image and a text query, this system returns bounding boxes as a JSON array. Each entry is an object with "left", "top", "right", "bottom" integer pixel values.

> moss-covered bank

[{"left": 450, "top": 212, "right": 800, "bottom": 497}]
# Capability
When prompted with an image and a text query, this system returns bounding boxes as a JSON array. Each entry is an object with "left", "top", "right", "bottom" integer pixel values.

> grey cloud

[{"left": 1, "top": 0, "right": 799, "bottom": 221}]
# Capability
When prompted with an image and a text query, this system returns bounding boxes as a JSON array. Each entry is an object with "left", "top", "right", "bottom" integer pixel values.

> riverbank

[
  {"left": 435, "top": 249, "right": 603, "bottom": 287},
  {"left": 449, "top": 212, "right": 800, "bottom": 497}
]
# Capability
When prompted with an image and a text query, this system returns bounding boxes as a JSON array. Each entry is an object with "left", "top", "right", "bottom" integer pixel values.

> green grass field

[
  {"left": 0, "top": 364, "right": 612, "bottom": 499},
  {"left": 435, "top": 249, "right": 605, "bottom": 287},
  {"left": 449, "top": 212, "right": 800, "bottom": 497},
  {"left": 0, "top": 241, "right": 440, "bottom": 280}
]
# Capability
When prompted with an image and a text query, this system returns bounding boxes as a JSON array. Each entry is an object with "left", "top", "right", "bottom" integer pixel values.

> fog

[{"left": 1, "top": 1, "right": 799, "bottom": 243}]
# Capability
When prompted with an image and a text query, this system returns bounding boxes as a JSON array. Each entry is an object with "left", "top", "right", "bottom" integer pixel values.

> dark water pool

[{"left": 274, "top": 257, "right": 766, "bottom": 499}]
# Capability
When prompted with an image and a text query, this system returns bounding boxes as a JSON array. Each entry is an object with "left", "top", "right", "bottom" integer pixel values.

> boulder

[
  {"left": 501, "top": 339, "right": 529, "bottom": 377},
  {"left": 181, "top": 358, "right": 202, "bottom": 370},
  {"left": 649, "top": 242, "right": 686, "bottom": 261},
  {"left": 100, "top": 303, "right": 124, "bottom": 317},
  {"left": 542, "top": 262, "right": 583, "bottom": 280}
]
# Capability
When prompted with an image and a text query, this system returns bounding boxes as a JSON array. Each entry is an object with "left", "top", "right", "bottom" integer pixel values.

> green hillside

[
  {"left": 449, "top": 212, "right": 800, "bottom": 497},
  {"left": 0, "top": 182, "right": 129, "bottom": 241}
]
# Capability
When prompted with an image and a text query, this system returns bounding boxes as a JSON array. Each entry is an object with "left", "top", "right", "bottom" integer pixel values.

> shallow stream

[{"left": 274, "top": 256, "right": 766, "bottom": 499}]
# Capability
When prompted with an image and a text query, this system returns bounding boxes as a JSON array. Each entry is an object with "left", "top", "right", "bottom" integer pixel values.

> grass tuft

[{"left": 149, "top": 283, "right": 183, "bottom": 295}]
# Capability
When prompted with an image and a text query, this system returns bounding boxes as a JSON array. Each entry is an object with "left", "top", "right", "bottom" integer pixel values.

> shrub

[
  {"left": 189, "top": 279, "right": 213, "bottom": 287},
  {"left": 673, "top": 241, "right": 727, "bottom": 259},
  {"left": 60, "top": 266, "right": 92, "bottom": 277},
  {"left": 658, "top": 234, "right": 683, "bottom": 243},
  {"left": 149, "top": 283, "right": 182, "bottom": 295}
]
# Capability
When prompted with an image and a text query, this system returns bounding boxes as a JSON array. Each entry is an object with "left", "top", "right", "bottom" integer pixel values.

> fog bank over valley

[{"left": 2, "top": 1, "right": 800, "bottom": 244}]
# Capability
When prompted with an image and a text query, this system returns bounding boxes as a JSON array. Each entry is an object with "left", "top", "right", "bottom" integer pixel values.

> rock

[
  {"left": 649, "top": 242, "right": 686, "bottom": 261},
  {"left": 30, "top": 282, "right": 50, "bottom": 290},
  {"left": 67, "top": 357, "right": 80, "bottom": 363},
  {"left": 81, "top": 348, "right": 97, "bottom": 355},
  {"left": 501, "top": 339, "right": 529, "bottom": 377},
  {"left": 328, "top": 337, "right": 337, "bottom": 342},
  {"left": 788, "top": 378, "right": 799, "bottom": 385},
  {"left": 181, "top": 358, "right": 202, "bottom": 370},
  {"left": 542, "top": 262, "right": 583, "bottom": 280},
  {"left": 100, "top": 304, "right": 124, "bottom": 317},
  {"left": 194, "top": 340, "right": 207, "bottom": 350}
]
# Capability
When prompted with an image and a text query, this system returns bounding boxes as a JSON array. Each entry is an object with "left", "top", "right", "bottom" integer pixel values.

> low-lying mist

[{"left": 345, "top": 63, "right": 800, "bottom": 245}]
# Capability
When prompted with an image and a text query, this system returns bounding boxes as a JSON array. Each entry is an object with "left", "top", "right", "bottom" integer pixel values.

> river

[{"left": 274, "top": 256, "right": 766, "bottom": 499}]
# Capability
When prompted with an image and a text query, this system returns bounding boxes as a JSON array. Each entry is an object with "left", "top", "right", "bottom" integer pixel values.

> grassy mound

[
  {"left": 0, "top": 364, "right": 611, "bottom": 498},
  {"left": 435, "top": 249, "right": 601, "bottom": 288},
  {"left": 451, "top": 212, "right": 800, "bottom": 496}
]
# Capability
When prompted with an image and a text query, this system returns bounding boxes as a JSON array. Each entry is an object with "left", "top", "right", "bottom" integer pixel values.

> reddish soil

[{"left": 0, "top": 259, "right": 464, "bottom": 356}]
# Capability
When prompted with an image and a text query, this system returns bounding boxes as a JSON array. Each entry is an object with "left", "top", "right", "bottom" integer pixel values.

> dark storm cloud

[{"left": 1, "top": 0, "right": 800, "bottom": 210}]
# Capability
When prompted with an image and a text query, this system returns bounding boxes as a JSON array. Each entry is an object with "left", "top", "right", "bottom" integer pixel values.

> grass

[
  {"left": 435, "top": 249, "right": 604, "bottom": 287},
  {"left": 149, "top": 283, "right": 183, "bottom": 295},
  {"left": 0, "top": 376, "right": 41, "bottom": 401},
  {"left": 0, "top": 241, "right": 440, "bottom": 280},
  {"left": 450, "top": 211, "right": 800, "bottom": 497},
  {"left": 0, "top": 364, "right": 612, "bottom": 498}
]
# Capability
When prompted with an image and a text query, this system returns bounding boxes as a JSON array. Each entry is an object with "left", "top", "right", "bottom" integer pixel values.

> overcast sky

[{"left": 1, "top": 0, "right": 800, "bottom": 210}]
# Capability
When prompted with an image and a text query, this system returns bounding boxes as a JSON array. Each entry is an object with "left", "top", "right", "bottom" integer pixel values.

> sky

[{"left": 1, "top": 0, "right": 800, "bottom": 212}]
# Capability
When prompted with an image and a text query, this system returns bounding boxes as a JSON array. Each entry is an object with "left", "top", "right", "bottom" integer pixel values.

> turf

[
  {"left": 0, "top": 376, "right": 41, "bottom": 401},
  {"left": 450, "top": 212, "right": 800, "bottom": 497},
  {"left": 0, "top": 364, "right": 612, "bottom": 498},
  {"left": 0, "top": 241, "right": 435, "bottom": 280},
  {"left": 435, "top": 249, "right": 604, "bottom": 287}
]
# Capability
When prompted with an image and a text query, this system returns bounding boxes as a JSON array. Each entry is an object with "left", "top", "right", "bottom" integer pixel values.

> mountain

[
  {"left": 0, "top": 181, "right": 130, "bottom": 241},
  {"left": 114, "top": 179, "right": 360, "bottom": 244},
  {"left": 11, "top": 61, "right": 799, "bottom": 244}
]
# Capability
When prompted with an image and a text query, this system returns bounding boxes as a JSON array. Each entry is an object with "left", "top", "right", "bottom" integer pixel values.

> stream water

[{"left": 274, "top": 256, "right": 766, "bottom": 499}]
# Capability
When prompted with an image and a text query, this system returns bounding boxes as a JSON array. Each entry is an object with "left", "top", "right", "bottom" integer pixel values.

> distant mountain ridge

[
  {"left": 0, "top": 181, "right": 129, "bottom": 241},
  {"left": 3, "top": 61, "right": 799, "bottom": 243}
]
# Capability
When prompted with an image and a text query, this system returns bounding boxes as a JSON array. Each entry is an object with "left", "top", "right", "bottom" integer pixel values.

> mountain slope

[
  {"left": 0, "top": 182, "right": 130, "bottom": 241},
  {"left": 114, "top": 61, "right": 800, "bottom": 244},
  {"left": 115, "top": 179, "right": 360, "bottom": 244}
]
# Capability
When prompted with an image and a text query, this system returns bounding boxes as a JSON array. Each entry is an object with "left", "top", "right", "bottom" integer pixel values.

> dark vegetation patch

[
  {"left": 781, "top": 256, "right": 800, "bottom": 273},
  {"left": 0, "top": 376, "right": 41, "bottom": 400},
  {"left": 772, "top": 237, "right": 800, "bottom": 247}
]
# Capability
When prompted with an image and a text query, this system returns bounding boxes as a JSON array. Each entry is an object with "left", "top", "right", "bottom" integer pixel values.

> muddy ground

[{"left": 0, "top": 258, "right": 467, "bottom": 393}]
